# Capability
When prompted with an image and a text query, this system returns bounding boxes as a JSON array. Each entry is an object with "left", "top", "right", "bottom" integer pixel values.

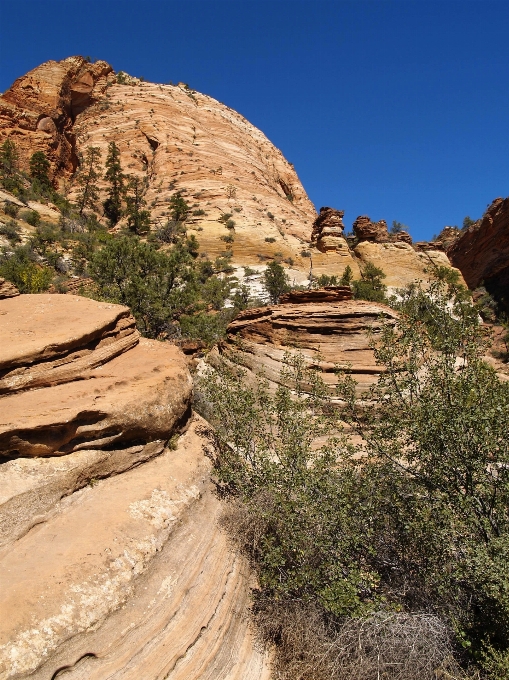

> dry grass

[{"left": 252, "top": 598, "right": 478, "bottom": 680}]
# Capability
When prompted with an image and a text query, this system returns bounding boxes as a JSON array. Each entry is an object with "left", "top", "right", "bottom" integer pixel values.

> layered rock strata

[
  {"left": 0, "top": 57, "right": 317, "bottom": 272},
  {"left": 216, "top": 297, "right": 398, "bottom": 395},
  {"left": 0, "top": 294, "right": 270, "bottom": 679}
]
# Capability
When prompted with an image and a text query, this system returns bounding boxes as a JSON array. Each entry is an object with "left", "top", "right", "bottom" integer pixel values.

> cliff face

[
  {"left": 447, "top": 197, "right": 509, "bottom": 311},
  {"left": 0, "top": 57, "right": 112, "bottom": 177}
]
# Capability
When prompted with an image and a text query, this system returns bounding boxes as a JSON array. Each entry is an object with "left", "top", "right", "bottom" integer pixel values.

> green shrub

[
  {"left": 0, "top": 246, "right": 52, "bottom": 293},
  {"left": 263, "top": 260, "right": 289, "bottom": 303},
  {"left": 352, "top": 261, "right": 387, "bottom": 302},
  {"left": 198, "top": 273, "right": 509, "bottom": 677},
  {"left": 0, "top": 219, "right": 21, "bottom": 243},
  {"left": 21, "top": 210, "right": 41, "bottom": 227},
  {"left": 265, "top": 237, "right": 276, "bottom": 243},
  {"left": 4, "top": 202, "right": 19, "bottom": 218},
  {"left": 192, "top": 209, "right": 206, "bottom": 216}
]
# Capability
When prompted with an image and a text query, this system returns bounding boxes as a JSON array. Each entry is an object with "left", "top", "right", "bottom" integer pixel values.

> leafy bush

[
  {"left": 198, "top": 274, "right": 509, "bottom": 678},
  {"left": 265, "top": 237, "right": 276, "bottom": 243},
  {"left": 21, "top": 210, "right": 41, "bottom": 227},
  {"left": 4, "top": 202, "right": 19, "bottom": 218},
  {"left": 192, "top": 209, "right": 206, "bottom": 216},
  {"left": 0, "top": 245, "right": 52, "bottom": 293},
  {"left": 263, "top": 260, "right": 290, "bottom": 303},
  {"left": 0, "top": 219, "right": 21, "bottom": 243}
]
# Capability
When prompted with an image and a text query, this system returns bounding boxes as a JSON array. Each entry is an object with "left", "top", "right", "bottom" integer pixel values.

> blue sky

[{"left": 1, "top": 0, "right": 508, "bottom": 241}]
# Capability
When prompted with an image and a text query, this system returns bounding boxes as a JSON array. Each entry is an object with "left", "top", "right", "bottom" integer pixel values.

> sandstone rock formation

[
  {"left": 0, "top": 57, "right": 113, "bottom": 177},
  {"left": 0, "top": 278, "right": 19, "bottom": 299},
  {"left": 353, "top": 215, "right": 390, "bottom": 243},
  {"left": 354, "top": 239, "right": 460, "bottom": 288},
  {"left": 0, "top": 57, "right": 317, "bottom": 274},
  {"left": 0, "top": 294, "right": 270, "bottom": 679},
  {"left": 215, "top": 297, "right": 398, "bottom": 395},
  {"left": 447, "top": 197, "right": 509, "bottom": 305},
  {"left": 279, "top": 286, "right": 352, "bottom": 304}
]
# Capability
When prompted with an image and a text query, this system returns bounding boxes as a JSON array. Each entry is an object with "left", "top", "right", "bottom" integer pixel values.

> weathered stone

[
  {"left": 220, "top": 300, "right": 398, "bottom": 395},
  {"left": 0, "top": 416, "right": 270, "bottom": 680},
  {"left": 353, "top": 215, "right": 390, "bottom": 242},
  {"left": 0, "top": 294, "right": 139, "bottom": 393},
  {"left": 0, "top": 337, "right": 191, "bottom": 456},
  {"left": 0, "top": 278, "right": 19, "bottom": 299},
  {"left": 279, "top": 286, "right": 352, "bottom": 304}
]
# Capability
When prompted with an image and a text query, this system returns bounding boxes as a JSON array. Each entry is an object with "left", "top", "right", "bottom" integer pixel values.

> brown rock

[
  {"left": 447, "top": 196, "right": 509, "bottom": 293},
  {"left": 0, "top": 416, "right": 270, "bottom": 680},
  {"left": 0, "top": 56, "right": 113, "bottom": 177},
  {"left": 0, "top": 277, "right": 19, "bottom": 299},
  {"left": 311, "top": 206, "right": 348, "bottom": 253},
  {"left": 353, "top": 215, "right": 390, "bottom": 242},
  {"left": 279, "top": 286, "right": 352, "bottom": 304},
  {"left": 0, "top": 337, "right": 191, "bottom": 456}
]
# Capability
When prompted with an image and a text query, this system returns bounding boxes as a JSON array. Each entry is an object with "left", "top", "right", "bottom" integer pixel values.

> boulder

[
  {"left": 0, "top": 278, "right": 19, "bottom": 299},
  {"left": 0, "top": 294, "right": 139, "bottom": 394}
]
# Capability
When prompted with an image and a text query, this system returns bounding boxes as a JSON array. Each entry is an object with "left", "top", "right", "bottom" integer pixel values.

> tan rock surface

[
  {"left": 0, "top": 416, "right": 271, "bottom": 680},
  {"left": 0, "top": 294, "right": 139, "bottom": 394},
  {"left": 354, "top": 240, "right": 465, "bottom": 289},
  {"left": 0, "top": 337, "right": 191, "bottom": 456},
  {"left": 218, "top": 300, "right": 398, "bottom": 395}
]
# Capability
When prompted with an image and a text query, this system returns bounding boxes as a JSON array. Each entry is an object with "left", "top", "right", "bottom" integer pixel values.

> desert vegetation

[{"left": 198, "top": 270, "right": 509, "bottom": 679}]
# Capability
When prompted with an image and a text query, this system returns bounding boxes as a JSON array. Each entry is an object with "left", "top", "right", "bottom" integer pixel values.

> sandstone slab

[
  {"left": 0, "top": 337, "right": 192, "bottom": 456},
  {"left": 220, "top": 300, "right": 398, "bottom": 395},
  {"left": 0, "top": 416, "right": 271, "bottom": 680},
  {"left": 0, "top": 294, "right": 139, "bottom": 394}
]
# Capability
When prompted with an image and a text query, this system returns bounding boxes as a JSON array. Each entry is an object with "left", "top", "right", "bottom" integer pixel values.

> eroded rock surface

[
  {"left": 0, "top": 294, "right": 270, "bottom": 679},
  {"left": 216, "top": 298, "right": 398, "bottom": 395},
  {"left": 0, "top": 278, "right": 19, "bottom": 299}
]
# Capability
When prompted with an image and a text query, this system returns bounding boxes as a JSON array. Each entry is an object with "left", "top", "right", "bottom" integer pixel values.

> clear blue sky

[{"left": 1, "top": 0, "right": 508, "bottom": 241}]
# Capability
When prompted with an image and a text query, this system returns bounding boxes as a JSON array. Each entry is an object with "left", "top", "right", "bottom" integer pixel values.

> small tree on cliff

[
  {"left": 352, "top": 261, "right": 387, "bottom": 302},
  {"left": 169, "top": 192, "right": 190, "bottom": 222},
  {"left": 264, "top": 260, "right": 290, "bottom": 304},
  {"left": 29, "top": 151, "right": 52, "bottom": 194},
  {"left": 125, "top": 175, "right": 151, "bottom": 235},
  {"left": 75, "top": 146, "right": 102, "bottom": 215},
  {"left": 0, "top": 139, "right": 23, "bottom": 194},
  {"left": 103, "top": 142, "right": 124, "bottom": 226}
]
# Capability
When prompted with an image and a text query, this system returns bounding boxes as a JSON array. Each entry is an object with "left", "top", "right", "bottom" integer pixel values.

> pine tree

[
  {"left": 103, "top": 142, "right": 124, "bottom": 226},
  {"left": 125, "top": 176, "right": 151, "bottom": 235},
  {"left": 339, "top": 264, "right": 353, "bottom": 286},
  {"left": 75, "top": 146, "right": 102, "bottom": 215},
  {"left": 169, "top": 192, "right": 190, "bottom": 222},
  {"left": 29, "top": 151, "right": 52, "bottom": 193},
  {"left": 0, "top": 139, "right": 22, "bottom": 194}
]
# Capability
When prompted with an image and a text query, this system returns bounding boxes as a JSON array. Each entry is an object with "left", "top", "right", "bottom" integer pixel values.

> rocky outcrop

[
  {"left": 0, "top": 278, "right": 19, "bottom": 299},
  {"left": 311, "top": 207, "right": 347, "bottom": 251},
  {"left": 0, "top": 294, "right": 270, "bottom": 678},
  {"left": 279, "top": 286, "right": 352, "bottom": 304},
  {"left": 0, "top": 57, "right": 112, "bottom": 177},
  {"left": 216, "top": 299, "right": 398, "bottom": 395},
  {"left": 353, "top": 215, "right": 390, "bottom": 243},
  {"left": 0, "top": 57, "right": 318, "bottom": 275},
  {"left": 447, "top": 197, "right": 509, "bottom": 307}
]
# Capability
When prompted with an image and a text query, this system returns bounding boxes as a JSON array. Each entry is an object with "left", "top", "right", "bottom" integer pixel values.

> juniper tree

[
  {"left": 29, "top": 151, "right": 52, "bottom": 194},
  {"left": 0, "top": 139, "right": 22, "bottom": 194}
]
